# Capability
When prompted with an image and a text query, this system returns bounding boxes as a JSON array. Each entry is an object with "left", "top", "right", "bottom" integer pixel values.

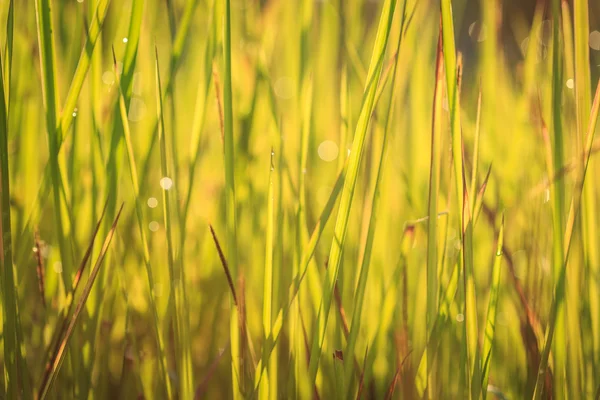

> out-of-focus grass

[{"left": 1, "top": 0, "right": 600, "bottom": 398}]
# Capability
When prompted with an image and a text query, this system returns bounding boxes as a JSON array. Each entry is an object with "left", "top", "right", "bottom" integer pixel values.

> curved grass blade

[
  {"left": 113, "top": 47, "right": 172, "bottom": 399},
  {"left": 223, "top": 0, "right": 241, "bottom": 396},
  {"left": 415, "top": 256, "right": 461, "bottom": 397},
  {"left": 38, "top": 203, "right": 124, "bottom": 400},
  {"left": 19, "top": 0, "right": 112, "bottom": 276},
  {"left": 425, "top": 25, "right": 444, "bottom": 396},
  {"left": 534, "top": 79, "right": 600, "bottom": 399},
  {"left": 3, "top": 0, "right": 13, "bottom": 110},
  {"left": 344, "top": 1, "right": 407, "bottom": 394},
  {"left": 259, "top": 150, "right": 276, "bottom": 400},
  {"left": 35, "top": 0, "right": 73, "bottom": 288},
  {"left": 0, "top": 50, "right": 28, "bottom": 400},
  {"left": 155, "top": 46, "right": 194, "bottom": 400},
  {"left": 481, "top": 214, "right": 505, "bottom": 399},
  {"left": 307, "top": 0, "right": 397, "bottom": 383},
  {"left": 253, "top": 166, "right": 345, "bottom": 393}
]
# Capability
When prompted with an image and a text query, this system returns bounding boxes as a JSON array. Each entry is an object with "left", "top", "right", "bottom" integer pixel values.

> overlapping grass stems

[{"left": 1, "top": 0, "right": 600, "bottom": 398}]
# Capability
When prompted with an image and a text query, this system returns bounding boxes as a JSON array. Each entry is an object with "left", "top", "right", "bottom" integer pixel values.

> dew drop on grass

[
  {"left": 590, "top": 31, "right": 600, "bottom": 51},
  {"left": 149, "top": 221, "right": 160, "bottom": 232},
  {"left": 147, "top": 197, "right": 158, "bottom": 208},
  {"left": 160, "top": 177, "right": 173, "bottom": 190},
  {"left": 123, "top": 37, "right": 128, "bottom": 43},
  {"left": 318, "top": 140, "right": 339, "bottom": 162},
  {"left": 456, "top": 313, "right": 464, "bottom": 322}
]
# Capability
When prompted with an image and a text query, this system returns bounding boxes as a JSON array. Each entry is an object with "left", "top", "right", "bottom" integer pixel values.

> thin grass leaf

[
  {"left": 481, "top": 214, "right": 505, "bottom": 400},
  {"left": 253, "top": 166, "right": 346, "bottom": 393},
  {"left": 307, "top": 0, "right": 397, "bottom": 383},
  {"left": 35, "top": 0, "right": 73, "bottom": 289},
  {"left": 415, "top": 257, "right": 461, "bottom": 397},
  {"left": 573, "top": 0, "right": 600, "bottom": 391},
  {"left": 209, "top": 224, "right": 238, "bottom": 305},
  {"left": 0, "top": 50, "right": 27, "bottom": 400},
  {"left": 38, "top": 203, "right": 124, "bottom": 400},
  {"left": 222, "top": 1, "right": 241, "bottom": 396},
  {"left": 39, "top": 200, "right": 109, "bottom": 394},
  {"left": 259, "top": 150, "right": 276, "bottom": 400},
  {"left": 155, "top": 46, "right": 194, "bottom": 400},
  {"left": 113, "top": 47, "right": 172, "bottom": 399},
  {"left": 534, "top": 79, "right": 600, "bottom": 399},
  {"left": 33, "top": 230, "right": 46, "bottom": 308},
  {"left": 3, "top": 0, "right": 13, "bottom": 111},
  {"left": 344, "top": 1, "right": 407, "bottom": 394},
  {"left": 425, "top": 25, "right": 444, "bottom": 396}
]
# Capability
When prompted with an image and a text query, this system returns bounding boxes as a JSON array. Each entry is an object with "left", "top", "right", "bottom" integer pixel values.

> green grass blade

[
  {"left": 56, "top": 0, "right": 112, "bottom": 144},
  {"left": 440, "top": 0, "right": 464, "bottom": 226},
  {"left": 259, "top": 150, "right": 276, "bottom": 400},
  {"left": 39, "top": 201, "right": 109, "bottom": 396},
  {"left": 415, "top": 258, "right": 461, "bottom": 397},
  {"left": 548, "top": 2, "right": 567, "bottom": 397},
  {"left": 253, "top": 166, "right": 345, "bottom": 393},
  {"left": 223, "top": 0, "right": 241, "bottom": 397},
  {"left": 35, "top": 0, "right": 72, "bottom": 287},
  {"left": 15, "top": 0, "right": 113, "bottom": 269},
  {"left": 534, "top": 79, "right": 600, "bottom": 400},
  {"left": 0, "top": 50, "right": 26, "bottom": 400},
  {"left": 307, "top": 0, "right": 397, "bottom": 384},
  {"left": 344, "top": 2, "right": 407, "bottom": 394},
  {"left": 38, "top": 204, "right": 124, "bottom": 400},
  {"left": 573, "top": 0, "right": 599, "bottom": 391},
  {"left": 183, "top": 0, "right": 216, "bottom": 234},
  {"left": 113, "top": 48, "right": 172, "bottom": 399},
  {"left": 155, "top": 46, "right": 194, "bottom": 400},
  {"left": 425, "top": 26, "right": 444, "bottom": 396},
  {"left": 3, "top": 0, "right": 13, "bottom": 111},
  {"left": 481, "top": 214, "right": 505, "bottom": 399}
]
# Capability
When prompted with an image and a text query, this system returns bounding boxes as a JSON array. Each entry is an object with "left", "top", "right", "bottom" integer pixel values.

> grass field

[{"left": 1, "top": 0, "right": 600, "bottom": 398}]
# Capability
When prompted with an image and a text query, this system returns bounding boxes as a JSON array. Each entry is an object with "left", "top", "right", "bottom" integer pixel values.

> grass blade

[
  {"left": 259, "top": 150, "right": 276, "bottom": 400},
  {"left": 155, "top": 46, "right": 194, "bottom": 400},
  {"left": 38, "top": 203, "right": 124, "bottom": 399},
  {"left": 344, "top": 1, "right": 407, "bottom": 394},
  {"left": 307, "top": 0, "right": 397, "bottom": 383},
  {"left": 113, "top": 47, "right": 172, "bottom": 399},
  {"left": 0, "top": 49, "right": 27, "bottom": 399},
  {"left": 534, "top": 79, "right": 600, "bottom": 399},
  {"left": 35, "top": 0, "right": 72, "bottom": 288},
  {"left": 223, "top": 0, "right": 241, "bottom": 396},
  {"left": 481, "top": 214, "right": 505, "bottom": 399},
  {"left": 425, "top": 25, "right": 444, "bottom": 396}
]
